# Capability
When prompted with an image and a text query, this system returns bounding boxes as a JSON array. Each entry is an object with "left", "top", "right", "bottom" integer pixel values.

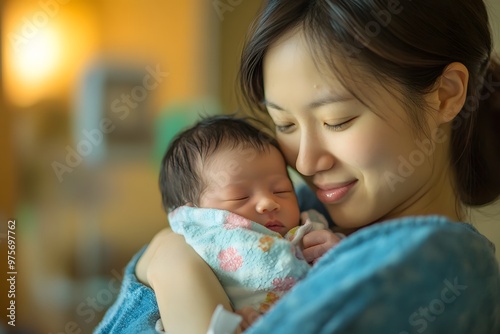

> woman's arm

[{"left": 136, "top": 228, "right": 234, "bottom": 334}]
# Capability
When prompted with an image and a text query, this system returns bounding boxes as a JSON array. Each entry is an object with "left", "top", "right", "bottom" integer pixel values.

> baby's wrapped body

[{"left": 168, "top": 206, "right": 330, "bottom": 312}]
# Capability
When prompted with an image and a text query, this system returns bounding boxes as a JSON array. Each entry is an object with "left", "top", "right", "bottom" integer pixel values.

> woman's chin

[{"left": 327, "top": 209, "right": 375, "bottom": 234}]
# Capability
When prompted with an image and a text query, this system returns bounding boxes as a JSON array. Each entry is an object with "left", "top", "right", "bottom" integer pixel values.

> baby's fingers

[{"left": 301, "top": 244, "right": 327, "bottom": 263}]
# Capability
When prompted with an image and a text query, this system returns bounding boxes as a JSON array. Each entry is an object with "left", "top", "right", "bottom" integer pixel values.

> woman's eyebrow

[
  {"left": 264, "top": 95, "right": 354, "bottom": 112},
  {"left": 263, "top": 100, "right": 285, "bottom": 111},
  {"left": 307, "top": 96, "right": 354, "bottom": 109}
]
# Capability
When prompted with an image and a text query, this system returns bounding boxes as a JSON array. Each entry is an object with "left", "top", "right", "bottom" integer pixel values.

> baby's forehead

[
  {"left": 201, "top": 144, "right": 288, "bottom": 184},
  {"left": 204, "top": 143, "right": 276, "bottom": 165}
]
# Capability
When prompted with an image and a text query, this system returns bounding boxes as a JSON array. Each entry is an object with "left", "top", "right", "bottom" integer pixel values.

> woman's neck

[{"left": 381, "top": 163, "right": 462, "bottom": 223}]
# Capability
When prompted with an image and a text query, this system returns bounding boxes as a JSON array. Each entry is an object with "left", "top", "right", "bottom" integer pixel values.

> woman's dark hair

[
  {"left": 239, "top": 0, "right": 500, "bottom": 206},
  {"left": 159, "top": 115, "right": 280, "bottom": 211}
]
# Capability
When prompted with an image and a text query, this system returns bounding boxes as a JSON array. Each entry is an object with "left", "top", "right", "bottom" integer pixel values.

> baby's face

[{"left": 199, "top": 145, "right": 300, "bottom": 236}]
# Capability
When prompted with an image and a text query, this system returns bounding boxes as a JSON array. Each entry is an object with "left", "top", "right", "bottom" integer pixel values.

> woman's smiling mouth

[{"left": 315, "top": 180, "right": 358, "bottom": 204}]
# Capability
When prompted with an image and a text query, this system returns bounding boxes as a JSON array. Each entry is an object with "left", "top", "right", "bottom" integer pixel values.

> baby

[{"left": 157, "top": 115, "right": 343, "bottom": 332}]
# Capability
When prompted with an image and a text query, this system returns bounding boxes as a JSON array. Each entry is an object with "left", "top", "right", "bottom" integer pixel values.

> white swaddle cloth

[
  {"left": 155, "top": 207, "right": 333, "bottom": 333},
  {"left": 169, "top": 207, "right": 329, "bottom": 311}
]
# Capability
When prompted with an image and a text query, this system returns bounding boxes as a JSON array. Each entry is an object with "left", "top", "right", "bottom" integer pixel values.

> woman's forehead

[
  {"left": 263, "top": 28, "right": 369, "bottom": 91},
  {"left": 263, "top": 28, "right": 409, "bottom": 117}
]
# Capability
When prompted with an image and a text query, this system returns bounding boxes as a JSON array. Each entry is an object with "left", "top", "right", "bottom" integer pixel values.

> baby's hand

[
  {"left": 234, "top": 307, "right": 261, "bottom": 331},
  {"left": 302, "top": 230, "right": 342, "bottom": 264}
]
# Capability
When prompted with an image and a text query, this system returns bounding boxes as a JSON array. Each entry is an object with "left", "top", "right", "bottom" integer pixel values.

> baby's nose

[{"left": 256, "top": 197, "right": 280, "bottom": 214}]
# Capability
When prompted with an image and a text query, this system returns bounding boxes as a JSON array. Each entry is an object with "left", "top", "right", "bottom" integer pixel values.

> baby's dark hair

[{"left": 159, "top": 115, "right": 280, "bottom": 211}]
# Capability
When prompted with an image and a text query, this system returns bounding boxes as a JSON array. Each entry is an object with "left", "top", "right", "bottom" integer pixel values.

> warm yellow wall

[
  {"left": 219, "top": 1, "right": 263, "bottom": 113},
  {"left": 3, "top": 0, "right": 214, "bottom": 111},
  {"left": 3, "top": 0, "right": 100, "bottom": 107},
  {"left": 99, "top": 0, "right": 213, "bottom": 108},
  {"left": 1, "top": 2, "right": 219, "bottom": 331},
  {"left": 486, "top": 0, "right": 500, "bottom": 54}
]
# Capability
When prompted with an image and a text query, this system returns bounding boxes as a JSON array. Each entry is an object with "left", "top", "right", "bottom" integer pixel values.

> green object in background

[{"left": 153, "top": 99, "right": 222, "bottom": 169}]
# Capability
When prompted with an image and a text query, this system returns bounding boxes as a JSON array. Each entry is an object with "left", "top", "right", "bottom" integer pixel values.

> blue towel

[{"left": 95, "top": 185, "right": 500, "bottom": 334}]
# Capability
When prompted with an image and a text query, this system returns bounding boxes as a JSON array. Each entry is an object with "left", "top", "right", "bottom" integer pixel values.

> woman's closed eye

[
  {"left": 274, "top": 117, "right": 357, "bottom": 133},
  {"left": 324, "top": 117, "right": 357, "bottom": 131},
  {"left": 275, "top": 123, "right": 295, "bottom": 133}
]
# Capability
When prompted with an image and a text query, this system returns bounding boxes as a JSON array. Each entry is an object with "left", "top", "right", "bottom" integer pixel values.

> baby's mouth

[{"left": 265, "top": 220, "right": 284, "bottom": 232}]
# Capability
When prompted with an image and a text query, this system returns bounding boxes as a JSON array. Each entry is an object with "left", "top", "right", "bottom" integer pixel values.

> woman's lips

[{"left": 315, "top": 180, "right": 357, "bottom": 204}]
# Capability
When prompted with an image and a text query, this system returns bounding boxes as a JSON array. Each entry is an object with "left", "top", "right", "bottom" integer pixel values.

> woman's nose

[
  {"left": 256, "top": 196, "right": 280, "bottom": 214},
  {"left": 295, "top": 132, "right": 335, "bottom": 176}
]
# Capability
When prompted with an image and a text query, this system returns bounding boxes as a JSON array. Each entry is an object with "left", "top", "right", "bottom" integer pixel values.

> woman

[{"left": 95, "top": 0, "right": 500, "bottom": 333}]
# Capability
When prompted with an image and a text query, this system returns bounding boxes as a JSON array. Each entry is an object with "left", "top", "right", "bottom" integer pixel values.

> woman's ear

[{"left": 434, "top": 62, "right": 469, "bottom": 124}]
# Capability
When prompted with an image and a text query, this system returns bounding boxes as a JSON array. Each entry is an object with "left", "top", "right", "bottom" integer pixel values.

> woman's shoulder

[
  {"left": 312, "top": 215, "right": 497, "bottom": 286},
  {"left": 247, "top": 215, "right": 500, "bottom": 334},
  {"left": 327, "top": 215, "right": 496, "bottom": 260}
]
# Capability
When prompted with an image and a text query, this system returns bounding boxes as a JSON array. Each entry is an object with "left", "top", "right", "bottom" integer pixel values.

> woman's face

[{"left": 263, "top": 29, "right": 453, "bottom": 229}]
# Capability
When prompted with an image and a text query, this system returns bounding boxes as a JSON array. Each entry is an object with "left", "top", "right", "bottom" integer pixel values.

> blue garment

[
  {"left": 94, "top": 185, "right": 500, "bottom": 334},
  {"left": 245, "top": 215, "right": 500, "bottom": 334}
]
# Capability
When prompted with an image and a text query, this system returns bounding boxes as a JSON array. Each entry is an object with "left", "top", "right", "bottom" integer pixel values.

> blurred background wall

[
  {"left": 0, "top": 0, "right": 499, "bottom": 333},
  {"left": 1, "top": 1, "right": 263, "bottom": 332}
]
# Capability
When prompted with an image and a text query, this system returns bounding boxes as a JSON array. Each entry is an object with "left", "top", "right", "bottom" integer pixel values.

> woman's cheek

[{"left": 339, "top": 130, "right": 392, "bottom": 170}]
